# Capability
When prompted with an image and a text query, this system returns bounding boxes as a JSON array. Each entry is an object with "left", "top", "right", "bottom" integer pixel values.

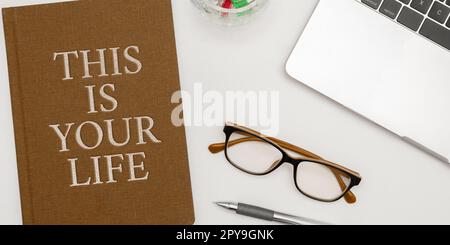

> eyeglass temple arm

[{"left": 209, "top": 136, "right": 357, "bottom": 204}]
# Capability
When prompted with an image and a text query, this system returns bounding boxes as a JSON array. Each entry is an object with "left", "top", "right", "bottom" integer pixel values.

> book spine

[{"left": 2, "top": 8, "right": 34, "bottom": 224}]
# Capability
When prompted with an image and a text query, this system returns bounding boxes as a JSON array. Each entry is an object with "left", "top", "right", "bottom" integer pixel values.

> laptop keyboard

[{"left": 360, "top": 0, "right": 450, "bottom": 51}]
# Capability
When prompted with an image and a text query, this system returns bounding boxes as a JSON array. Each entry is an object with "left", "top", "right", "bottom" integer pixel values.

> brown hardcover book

[{"left": 2, "top": 0, "right": 194, "bottom": 225}]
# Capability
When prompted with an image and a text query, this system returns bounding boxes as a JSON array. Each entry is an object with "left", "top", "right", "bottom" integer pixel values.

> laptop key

[
  {"left": 362, "top": 0, "right": 383, "bottom": 9},
  {"left": 380, "top": 0, "right": 403, "bottom": 19},
  {"left": 428, "top": 1, "right": 450, "bottom": 24},
  {"left": 398, "top": 6, "right": 425, "bottom": 31},
  {"left": 411, "top": 0, "right": 433, "bottom": 14},
  {"left": 419, "top": 18, "right": 450, "bottom": 50}
]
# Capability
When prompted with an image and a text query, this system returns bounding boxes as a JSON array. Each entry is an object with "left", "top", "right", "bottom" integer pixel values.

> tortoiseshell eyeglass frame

[{"left": 209, "top": 123, "right": 362, "bottom": 204}]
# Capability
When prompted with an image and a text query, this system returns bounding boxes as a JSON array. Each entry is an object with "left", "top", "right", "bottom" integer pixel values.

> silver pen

[{"left": 216, "top": 202, "right": 330, "bottom": 225}]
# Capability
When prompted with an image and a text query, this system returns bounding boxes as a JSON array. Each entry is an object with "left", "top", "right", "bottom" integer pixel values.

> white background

[{"left": 1, "top": 0, "right": 450, "bottom": 225}]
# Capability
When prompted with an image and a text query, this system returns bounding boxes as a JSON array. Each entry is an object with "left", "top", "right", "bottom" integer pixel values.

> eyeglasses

[{"left": 209, "top": 123, "right": 362, "bottom": 204}]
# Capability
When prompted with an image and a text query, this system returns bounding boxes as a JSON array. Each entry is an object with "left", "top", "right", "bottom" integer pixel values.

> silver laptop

[{"left": 286, "top": 0, "right": 450, "bottom": 163}]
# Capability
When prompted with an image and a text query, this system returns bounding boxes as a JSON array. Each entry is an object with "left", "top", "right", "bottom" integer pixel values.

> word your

[{"left": 49, "top": 117, "right": 161, "bottom": 152}]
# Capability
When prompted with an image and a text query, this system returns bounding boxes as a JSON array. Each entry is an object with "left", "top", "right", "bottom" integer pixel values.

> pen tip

[
  {"left": 215, "top": 202, "right": 229, "bottom": 208},
  {"left": 215, "top": 202, "right": 238, "bottom": 210}
]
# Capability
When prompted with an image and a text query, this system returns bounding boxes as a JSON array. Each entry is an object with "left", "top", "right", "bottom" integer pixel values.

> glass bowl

[{"left": 191, "top": 0, "right": 269, "bottom": 26}]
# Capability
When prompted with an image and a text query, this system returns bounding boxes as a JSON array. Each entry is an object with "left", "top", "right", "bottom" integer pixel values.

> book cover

[{"left": 2, "top": 0, "right": 194, "bottom": 224}]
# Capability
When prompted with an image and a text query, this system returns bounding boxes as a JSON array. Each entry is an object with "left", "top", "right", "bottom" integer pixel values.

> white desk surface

[{"left": 1, "top": 0, "right": 450, "bottom": 225}]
